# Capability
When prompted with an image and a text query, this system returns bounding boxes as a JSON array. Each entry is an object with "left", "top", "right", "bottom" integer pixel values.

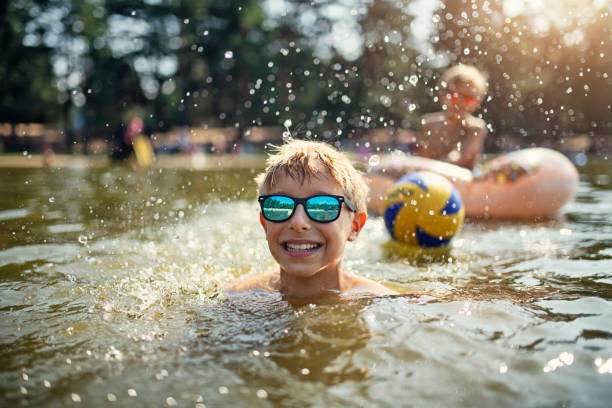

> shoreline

[
  {"left": 0, "top": 153, "right": 268, "bottom": 169},
  {"left": 0, "top": 150, "right": 606, "bottom": 170}
]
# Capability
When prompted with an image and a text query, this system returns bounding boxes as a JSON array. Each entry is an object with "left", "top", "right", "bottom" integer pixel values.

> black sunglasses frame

[{"left": 258, "top": 194, "right": 357, "bottom": 223}]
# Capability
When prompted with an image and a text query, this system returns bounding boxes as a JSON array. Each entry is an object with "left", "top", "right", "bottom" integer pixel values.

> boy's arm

[
  {"left": 226, "top": 272, "right": 279, "bottom": 292},
  {"left": 352, "top": 276, "right": 399, "bottom": 296},
  {"left": 455, "top": 118, "right": 487, "bottom": 169},
  {"left": 416, "top": 113, "right": 440, "bottom": 158}
]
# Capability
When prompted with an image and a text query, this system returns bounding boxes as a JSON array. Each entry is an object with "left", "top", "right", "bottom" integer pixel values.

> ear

[
  {"left": 348, "top": 211, "right": 367, "bottom": 242},
  {"left": 259, "top": 212, "right": 267, "bottom": 232}
]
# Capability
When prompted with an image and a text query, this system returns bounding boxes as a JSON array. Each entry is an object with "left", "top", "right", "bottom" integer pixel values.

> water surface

[{"left": 1, "top": 160, "right": 611, "bottom": 407}]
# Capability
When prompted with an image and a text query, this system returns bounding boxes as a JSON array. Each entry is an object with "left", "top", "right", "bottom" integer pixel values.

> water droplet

[
  {"left": 559, "top": 352, "right": 574, "bottom": 365},
  {"left": 78, "top": 235, "right": 88, "bottom": 245},
  {"left": 574, "top": 152, "right": 587, "bottom": 166},
  {"left": 595, "top": 357, "right": 612, "bottom": 374},
  {"left": 408, "top": 75, "right": 418, "bottom": 86},
  {"left": 218, "top": 386, "right": 229, "bottom": 394},
  {"left": 105, "top": 346, "right": 123, "bottom": 362},
  {"left": 224, "top": 51, "right": 233, "bottom": 59},
  {"left": 368, "top": 155, "right": 380, "bottom": 166},
  {"left": 256, "top": 389, "right": 268, "bottom": 398},
  {"left": 379, "top": 95, "right": 392, "bottom": 107},
  {"left": 49, "top": 197, "right": 55, "bottom": 203}
]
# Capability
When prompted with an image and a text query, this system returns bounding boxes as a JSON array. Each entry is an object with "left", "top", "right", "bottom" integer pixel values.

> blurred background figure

[
  {"left": 417, "top": 65, "right": 488, "bottom": 169},
  {"left": 127, "top": 117, "right": 154, "bottom": 169},
  {"left": 42, "top": 142, "right": 55, "bottom": 168}
]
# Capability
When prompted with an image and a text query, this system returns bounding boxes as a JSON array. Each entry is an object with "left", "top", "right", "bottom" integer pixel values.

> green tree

[
  {"left": 0, "top": 0, "right": 60, "bottom": 151},
  {"left": 356, "top": 0, "right": 424, "bottom": 132},
  {"left": 430, "top": 0, "right": 612, "bottom": 149}
]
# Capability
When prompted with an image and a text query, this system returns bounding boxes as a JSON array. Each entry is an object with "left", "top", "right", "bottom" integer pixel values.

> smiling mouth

[{"left": 283, "top": 242, "right": 322, "bottom": 254}]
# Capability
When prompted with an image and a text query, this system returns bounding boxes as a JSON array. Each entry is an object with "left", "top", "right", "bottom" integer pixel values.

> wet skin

[
  {"left": 228, "top": 167, "right": 397, "bottom": 297},
  {"left": 418, "top": 82, "right": 487, "bottom": 169},
  {"left": 260, "top": 169, "right": 363, "bottom": 295}
]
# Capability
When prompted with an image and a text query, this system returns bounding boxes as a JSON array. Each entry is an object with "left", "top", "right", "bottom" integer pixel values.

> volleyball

[{"left": 383, "top": 172, "right": 465, "bottom": 247}]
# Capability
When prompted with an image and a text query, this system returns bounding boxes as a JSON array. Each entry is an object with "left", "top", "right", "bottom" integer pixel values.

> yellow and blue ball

[{"left": 383, "top": 171, "right": 465, "bottom": 247}]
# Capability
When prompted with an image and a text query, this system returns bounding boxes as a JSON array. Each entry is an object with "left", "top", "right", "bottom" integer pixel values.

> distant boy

[
  {"left": 229, "top": 139, "right": 397, "bottom": 298},
  {"left": 417, "top": 64, "right": 488, "bottom": 169},
  {"left": 364, "top": 65, "right": 489, "bottom": 213}
]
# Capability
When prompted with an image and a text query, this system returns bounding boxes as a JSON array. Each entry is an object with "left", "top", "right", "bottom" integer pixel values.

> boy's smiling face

[{"left": 259, "top": 165, "right": 364, "bottom": 281}]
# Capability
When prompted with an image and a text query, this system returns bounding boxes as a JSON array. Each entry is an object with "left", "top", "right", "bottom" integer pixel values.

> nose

[{"left": 288, "top": 203, "right": 311, "bottom": 232}]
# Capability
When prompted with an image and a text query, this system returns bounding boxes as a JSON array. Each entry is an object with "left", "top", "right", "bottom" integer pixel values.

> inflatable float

[{"left": 365, "top": 148, "right": 579, "bottom": 219}]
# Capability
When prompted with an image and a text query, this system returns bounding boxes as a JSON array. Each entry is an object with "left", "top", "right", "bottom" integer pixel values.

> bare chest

[{"left": 421, "top": 120, "right": 479, "bottom": 153}]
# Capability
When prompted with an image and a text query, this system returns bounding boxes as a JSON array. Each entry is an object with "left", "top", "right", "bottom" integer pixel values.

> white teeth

[{"left": 286, "top": 243, "right": 319, "bottom": 251}]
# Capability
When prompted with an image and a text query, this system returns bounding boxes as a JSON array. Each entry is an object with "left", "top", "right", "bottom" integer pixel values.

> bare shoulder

[
  {"left": 350, "top": 275, "right": 398, "bottom": 296},
  {"left": 226, "top": 271, "right": 280, "bottom": 293}
]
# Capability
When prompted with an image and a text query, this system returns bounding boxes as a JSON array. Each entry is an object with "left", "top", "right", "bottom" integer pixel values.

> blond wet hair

[
  {"left": 255, "top": 139, "right": 369, "bottom": 212},
  {"left": 440, "top": 64, "right": 488, "bottom": 100}
]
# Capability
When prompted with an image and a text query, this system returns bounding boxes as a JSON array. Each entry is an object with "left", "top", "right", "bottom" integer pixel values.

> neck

[{"left": 278, "top": 263, "right": 348, "bottom": 297}]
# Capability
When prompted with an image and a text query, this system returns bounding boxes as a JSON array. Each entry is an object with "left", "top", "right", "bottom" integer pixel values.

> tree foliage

[
  {"left": 1, "top": 0, "right": 610, "bottom": 152},
  {"left": 431, "top": 0, "right": 612, "bottom": 148},
  {"left": 0, "top": 0, "right": 60, "bottom": 140}
]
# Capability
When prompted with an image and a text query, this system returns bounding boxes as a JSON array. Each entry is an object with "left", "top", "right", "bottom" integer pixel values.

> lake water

[{"left": 1, "top": 158, "right": 611, "bottom": 407}]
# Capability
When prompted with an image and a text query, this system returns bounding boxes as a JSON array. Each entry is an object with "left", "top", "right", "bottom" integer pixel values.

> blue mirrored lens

[
  {"left": 306, "top": 196, "right": 341, "bottom": 222},
  {"left": 263, "top": 196, "right": 295, "bottom": 221}
]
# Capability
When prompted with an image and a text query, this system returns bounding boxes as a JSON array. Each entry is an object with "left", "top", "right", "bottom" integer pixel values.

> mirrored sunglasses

[
  {"left": 258, "top": 194, "right": 356, "bottom": 223},
  {"left": 448, "top": 91, "right": 478, "bottom": 106}
]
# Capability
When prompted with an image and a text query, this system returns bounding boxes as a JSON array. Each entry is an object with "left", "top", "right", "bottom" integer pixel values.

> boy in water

[
  {"left": 364, "top": 65, "right": 489, "bottom": 213},
  {"left": 417, "top": 64, "right": 488, "bottom": 170},
  {"left": 229, "top": 139, "right": 397, "bottom": 298}
]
